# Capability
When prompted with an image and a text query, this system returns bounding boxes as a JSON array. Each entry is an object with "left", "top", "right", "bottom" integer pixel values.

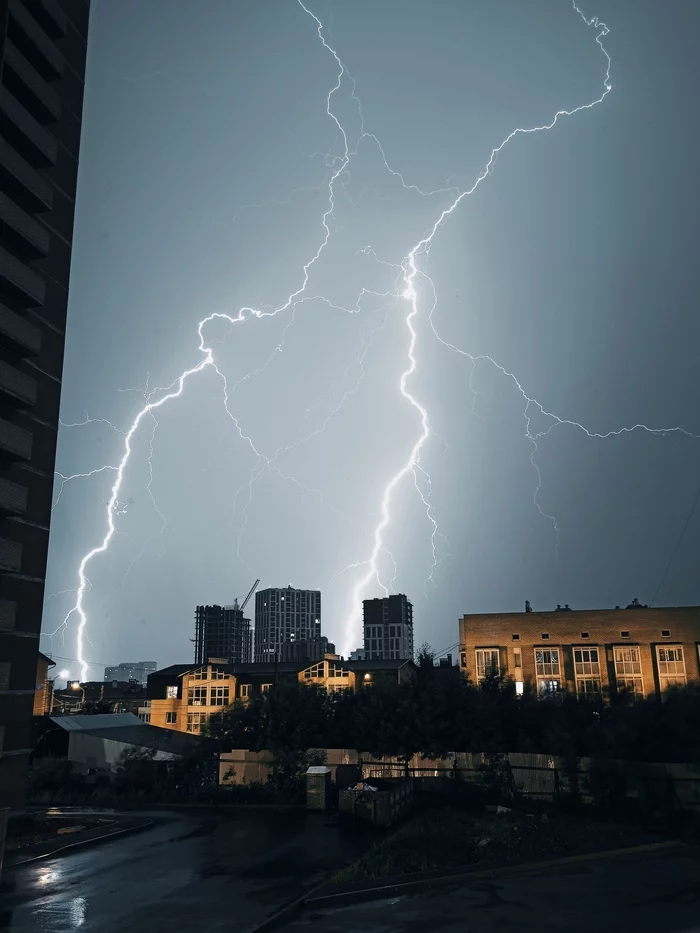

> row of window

[
  {"left": 184, "top": 683, "right": 273, "bottom": 706},
  {"left": 303, "top": 661, "right": 349, "bottom": 679},
  {"left": 472, "top": 644, "right": 688, "bottom": 695},
  {"left": 510, "top": 629, "right": 674, "bottom": 642}
]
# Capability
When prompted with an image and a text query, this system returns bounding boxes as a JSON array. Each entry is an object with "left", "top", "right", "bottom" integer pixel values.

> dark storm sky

[{"left": 43, "top": 0, "right": 700, "bottom": 676}]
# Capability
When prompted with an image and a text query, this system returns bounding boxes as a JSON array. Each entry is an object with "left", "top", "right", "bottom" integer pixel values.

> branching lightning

[{"left": 52, "top": 1, "right": 699, "bottom": 676}]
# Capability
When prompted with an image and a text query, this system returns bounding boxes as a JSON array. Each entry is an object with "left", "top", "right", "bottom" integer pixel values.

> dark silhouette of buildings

[
  {"left": 363, "top": 594, "right": 414, "bottom": 660},
  {"left": 104, "top": 661, "right": 156, "bottom": 686},
  {"left": 0, "top": 0, "right": 90, "bottom": 809},
  {"left": 254, "top": 586, "right": 322, "bottom": 662},
  {"left": 194, "top": 605, "right": 252, "bottom": 666},
  {"left": 278, "top": 636, "right": 336, "bottom": 664}
]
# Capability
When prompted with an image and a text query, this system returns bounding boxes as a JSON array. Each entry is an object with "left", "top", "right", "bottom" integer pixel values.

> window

[
  {"left": 188, "top": 686, "right": 207, "bottom": 706},
  {"left": 656, "top": 646, "right": 686, "bottom": 690},
  {"left": 580, "top": 632, "right": 590, "bottom": 639},
  {"left": 535, "top": 648, "right": 561, "bottom": 693},
  {"left": 620, "top": 631, "right": 630, "bottom": 639},
  {"left": 512, "top": 633, "right": 520, "bottom": 641},
  {"left": 211, "top": 669, "right": 228, "bottom": 680},
  {"left": 210, "top": 686, "right": 230, "bottom": 706},
  {"left": 475, "top": 648, "right": 499, "bottom": 682},
  {"left": 613, "top": 646, "right": 643, "bottom": 695},
  {"left": 541, "top": 633, "right": 550, "bottom": 641},
  {"left": 166, "top": 685, "right": 178, "bottom": 699},
  {"left": 513, "top": 652, "right": 522, "bottom": 669},
  {"left": 187, "top": 712, "right": 206, "bottom": 733},
  {"left": 191, "top": 668, "right": 207, "bottom": 680},
  {"left": 261, "top": 683, "right": 272, "bottom": 694},
  {"left": 166, "top": 712, "right": 177, "bottom": 724},
  {"left": 328, "top": 664, "right": 349, "bottom": 678},
  {"left": 304, "top": 661, "right": 325, "bottom": 680},
  {"left": 460, "top": 652, "right": 466, "bottom": 669},
  {"left": 239, "top": 684, "right": 250, "bottom": 699},
  {"left": 139, "top": 713, "right": 151, "bottom": 723},
  {"left": 661, "top": 629, "right": 671, "bottom": 638},
  {"left": 574, "top": 647, "right": 601, "bottom": 695}
]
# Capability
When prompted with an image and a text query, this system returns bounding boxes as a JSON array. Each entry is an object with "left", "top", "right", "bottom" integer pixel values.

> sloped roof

[{"left": 50, "top": 713, "right": 142, "bottom": 731}]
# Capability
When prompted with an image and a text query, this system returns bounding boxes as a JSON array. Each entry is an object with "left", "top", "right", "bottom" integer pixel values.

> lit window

[
  {"left": 328, "top": 664, "right": 349, "bottom": 678},
  {"left": 304, "top": 661, "right": 325, "bottom": 680},
  {"left": 261, "top": 683, "right": 272, "bottom": 693},
  {"left": 475, "top": 648, "right": 499, "bottom": 682},
  {"left": 574, "top": 646, "right": 601, "bottom": 695},
  {"left": 535, "top": 648, "right": 561, "bottom": 693},
  {"left": 614, "top": 646, "right": 643, "bottom": 695},
  {"left": 210, "top": 686, "right": 230, "bottom": 706},
  {"left": 166, "top": 712, "right": 177, "bottom": 724},
  {"left": 239, "top": 683, "right": 250, "bottom": 699},
  {"left": 211, "top": 669, "right": 228, "bottom": 680},
  {"left": 187, "top": 712, "right": 206, "bottom": 733},
  {"left": 515, "top": 681, "right": 524, "bottom": 696},
  {"left": 166, "top": 685, "right": 178, "bottom": 699},
  {"left": 656, "top": 645, "right": 686, "bottom": 690},
  {"left": 188, "top": 686, "right": 207, "bottom": 706}
]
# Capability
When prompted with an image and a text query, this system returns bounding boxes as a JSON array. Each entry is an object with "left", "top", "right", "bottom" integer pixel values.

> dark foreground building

[
  {"left": 0, "top": 0, "right": 90, "bottom": 808},
  {"left": 363, "top": 594, "right": 414, "bottom": 661}
]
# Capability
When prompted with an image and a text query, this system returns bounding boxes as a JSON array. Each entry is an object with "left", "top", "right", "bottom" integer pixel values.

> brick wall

[{"left": 459, "top": 606, "right": 700, "bottom": 697}]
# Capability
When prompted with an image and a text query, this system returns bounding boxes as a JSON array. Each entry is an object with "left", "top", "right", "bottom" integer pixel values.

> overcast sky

[{"left": 43, "top": 0, "right": 700, "bottom": 678}]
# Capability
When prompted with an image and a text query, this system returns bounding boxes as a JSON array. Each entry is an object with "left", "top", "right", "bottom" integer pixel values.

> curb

[
  {"left": 248, "top": 876, "right": 333, "bottom": 933},
  {"left": 303, "top": 839, "right": 682, "bottom": 910},
  {"left": 5, "top": 817, "right": 155, "bottom": 868}
]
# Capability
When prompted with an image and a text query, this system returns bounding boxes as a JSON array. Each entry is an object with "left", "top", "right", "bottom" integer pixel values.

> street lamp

[{"left": 70, "top": 681, "right": 85, "bottom": 711}]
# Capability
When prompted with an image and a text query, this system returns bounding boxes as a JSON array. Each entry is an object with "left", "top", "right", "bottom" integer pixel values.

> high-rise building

[
  {"left": 194, "top": 605, "right": 252, "bottom": 666},
  {"left": 103, "top": 661, "right": 157, "bottom": 687},
  {"left": 363, "top": 594, "right": 414, "bottom": 660},
  {"left": 254, "top": 586, "right": 321, "bottom": 662},
  {"left": 0, "top": 0, "right": 90, "bottom": 809}
]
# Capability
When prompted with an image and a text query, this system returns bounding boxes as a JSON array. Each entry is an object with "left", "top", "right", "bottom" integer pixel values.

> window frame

[
  {"left": 239, "top": 683, "right": 251, "bottom": 699},
  {"left": 573, "top": 645, "right": 602, "bottom": 695},
  {"left": 166, "top": 711, "right": 177, "bottom": 724},
  {"left": 166, "top": 685, "right": 178, "bottom": 699},
  {"left": 534, "top": 646, "right": 561, "bottom": 693},
  {"left": 613, "top": 644, "right": 644, "bottom": 696},
  {"left": 475, "top": 648, "right": 500, "bottom": 682},
  {"left": 188, "top": 685, "right": 207, "bottom": 706},
  {"left": 656, "top": 644, "right": 686, "bottom": 691},
  {"left": 210, "top": 685, "right": 230, "bottom": 707}
]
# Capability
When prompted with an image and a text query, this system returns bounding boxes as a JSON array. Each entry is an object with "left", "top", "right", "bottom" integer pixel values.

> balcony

[
  {"left": 0, "top": 476, "right": 27, "bottom": 515},
  {"left": 0, "top": 536, "right": 22, "bottom": 572},
  {"left": 0, "top": 192, "right": 50, "bottom": 258},
  {"left": 24, "top": 0, "right": 68, "bottom": 40},
  {"left": 0, "top": 416, "right": 32, "bottom": 459},
  {"left": 0, "top": 243, "right": 46, "bottom": 305},
  {"left": 0, "top": 599, "right": 17, "bottom": 630},
  {"left": 0, "top": 136, "right": 53, "bottom": 211},
  {"left": 0, "top": 87, "right": 58, "bottom": 168},
  {"left": 0, "top": 360, "right": 37, "bottom": 406},
  {"left": 8, "top": 0, "right": 65, "bottom": 81},
  {"left": 0, "top": 304, "right": 41, "bottom": 356},
  {"left": 3, "top": 40, "right": 61, "bottom": 126}
]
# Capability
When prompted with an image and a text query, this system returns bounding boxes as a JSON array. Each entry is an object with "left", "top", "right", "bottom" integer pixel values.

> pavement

[
  {"left": 0, "top": 808, "right": 370, "bottom": 933},
  {"left": 282, "top": 844, "right": 700, "bottom": 933}
]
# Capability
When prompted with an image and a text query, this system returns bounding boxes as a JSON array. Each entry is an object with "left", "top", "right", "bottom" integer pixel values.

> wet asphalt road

[
  {"left": 286, "top": 845, "right": 700, "bottom": 933},
  {"left": 0, "top": 809, "right": 369, "bottom": 933}
]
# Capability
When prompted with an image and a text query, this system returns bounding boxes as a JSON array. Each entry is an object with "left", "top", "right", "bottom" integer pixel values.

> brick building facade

[{"left": 459, "top": 605, "right": 700, "bottom": 698}]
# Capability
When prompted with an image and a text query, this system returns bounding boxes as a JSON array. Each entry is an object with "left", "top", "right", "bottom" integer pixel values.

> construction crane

[{"left": 232, "top": 578, "right": 259, "bottom": 614}]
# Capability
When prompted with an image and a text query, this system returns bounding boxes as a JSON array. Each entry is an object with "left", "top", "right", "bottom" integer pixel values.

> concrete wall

[{"left": 67, "top": 733, "right": 176, "bottom": 773}]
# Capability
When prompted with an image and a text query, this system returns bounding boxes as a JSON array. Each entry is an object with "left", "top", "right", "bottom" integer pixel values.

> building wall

[
  {"left": 254, "top": 587, "right": 321, "bottom": 662},
  {"left": 459, "top": 606, "right": 700, "bottom": 697},
  {"left": 363, "top": 594, "right": 414, "bottom": 660},
  {"left": 32, "top": 651, "right": 53, "bottom": 714},
  {"left": 194, "top": 606, "right": 252, "bottom": 666},
  {"left": 0, "top": 0, "right": 89, "bottom": 809},
  {"left": 67, "top": 733, "right": 175, "bottom": 772}
]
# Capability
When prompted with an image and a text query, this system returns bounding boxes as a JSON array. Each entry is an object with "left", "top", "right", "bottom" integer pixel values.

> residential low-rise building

[
  {"left": 146, "top": 656, "right": 415, "bottom": 734},
  {"left": 53, "top": 680, "right": 146, "bottom": 715},
  {"left": 459, "top": 604, "right": 700, "bottom": 698}
]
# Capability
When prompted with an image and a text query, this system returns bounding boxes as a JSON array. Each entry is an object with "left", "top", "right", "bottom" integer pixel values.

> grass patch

[
  {"left": 5, "top": 815, "right": 113, "bottom": 852},
  {"left": 330, "top": 806, "right": 666, "bottom": 884}
]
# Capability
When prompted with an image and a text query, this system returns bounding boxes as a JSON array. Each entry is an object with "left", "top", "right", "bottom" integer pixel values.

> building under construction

[{"left": 193, "top": 580, "right": 258, "bottom": 666}]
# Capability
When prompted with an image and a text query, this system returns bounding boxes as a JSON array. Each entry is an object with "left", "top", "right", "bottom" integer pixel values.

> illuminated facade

[
  {"left": 145, "top": 657, "right": 414, "bottom": 734},
  {"left": 459, "top": 605, "right": 700, "bottom": 698}
]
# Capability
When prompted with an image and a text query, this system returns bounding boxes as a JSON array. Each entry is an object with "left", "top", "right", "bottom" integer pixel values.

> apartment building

[
  {"left": 194, "top": 605, "right": 252, "bottom": 666},
  {"left": 253, "top": 586, "right": 321, "bottom": 662},
  {"left": 103, "top": 661, "right": 157, "bottom": 687},
  {"left": 145, "top": 657, "right": 415, "bottom": 734},
  {"left": 363, "top": 594, "right": 414, "bottom": 660},
  {"left": 0, "top": 0, "right": 89, "bottom": 808},
  {"left": 459, "top": 605, "right": 700, "bottom": 698}
]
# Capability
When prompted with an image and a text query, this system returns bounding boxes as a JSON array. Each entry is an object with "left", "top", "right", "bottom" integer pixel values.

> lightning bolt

[{"left": 56, "top": 1, "right": 698, "bottom": 677}]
